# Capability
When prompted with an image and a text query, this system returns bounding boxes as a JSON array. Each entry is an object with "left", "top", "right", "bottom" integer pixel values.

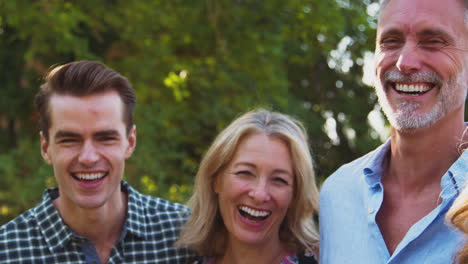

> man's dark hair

[{"left": 35, "top": 60, "right": 136, "bottom": 141}]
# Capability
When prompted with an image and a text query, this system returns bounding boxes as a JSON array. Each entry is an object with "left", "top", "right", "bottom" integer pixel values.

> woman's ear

[{"left": 213, "top": 174, "right": 221, "bottom": 194}]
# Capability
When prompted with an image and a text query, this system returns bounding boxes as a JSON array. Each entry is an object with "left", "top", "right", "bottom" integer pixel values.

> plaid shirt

[{"left": 0, "top": 181, "right": 194, "bottom": 263}]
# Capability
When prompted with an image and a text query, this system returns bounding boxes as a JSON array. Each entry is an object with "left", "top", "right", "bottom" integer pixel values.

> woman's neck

[{"left": 218, "top": 241, "right": 287, "bottom": 264}]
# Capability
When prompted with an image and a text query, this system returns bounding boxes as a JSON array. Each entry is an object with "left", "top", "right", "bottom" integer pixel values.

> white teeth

[
  {"left": 239, "top": 206, "right": 270, "bottom": 218},
  {"left": 74, "top": 172, "right": 105, "bottom": 180},
  {"left": 395, "top": 83, "right": 431, "bottom": 93}
]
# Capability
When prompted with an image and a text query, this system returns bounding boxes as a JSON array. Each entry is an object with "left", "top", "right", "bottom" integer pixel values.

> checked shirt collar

[{"left": 34, "top": 181, "right": 149, "bottom": 253}]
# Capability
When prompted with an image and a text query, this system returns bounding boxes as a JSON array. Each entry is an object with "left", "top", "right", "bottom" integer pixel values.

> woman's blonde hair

[
  {"left": 446, "top": 183, "right": 468, "bottom": 264},
  {"left": 447, "top": 135, "right": 468, "bottom": 264},
  {"left": 176, "top": 109, "right": 319, "bottom": 256}
]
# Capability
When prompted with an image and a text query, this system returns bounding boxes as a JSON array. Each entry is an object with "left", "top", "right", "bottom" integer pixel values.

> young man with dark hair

[{"left": 0, "top": 61, "right": 193, "bottom": 263}]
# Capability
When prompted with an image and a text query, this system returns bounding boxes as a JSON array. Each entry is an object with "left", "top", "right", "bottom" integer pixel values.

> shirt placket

[
  {"left": 387, "top": 170, "right": 459, "bottom": 264},
  {"left": 367, "top": 181, "right": 390, "bottom": 263}
]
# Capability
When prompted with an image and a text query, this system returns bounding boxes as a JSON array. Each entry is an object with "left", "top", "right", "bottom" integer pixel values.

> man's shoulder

[
  {"left": 0, "top": 206, "right": 40, "bottom": 245},
  {"left": 128, "top": 185, "right": 190, "bottom": 220},
  {"left": 125, "top": 184, "right": 194, "bottom": 261},
  {"left": 143, "top": 194, "right": 189, "bottom": 216}
]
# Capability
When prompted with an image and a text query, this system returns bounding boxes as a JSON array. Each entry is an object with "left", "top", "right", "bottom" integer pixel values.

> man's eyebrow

[
  {"left": 378, "top": 28, "right": 404, "bottom": 40},
  {"left": 54, "top": 130, "right": 81, "bottom": 139},
  {"left": 94, "top": 130, "right": 120, "bottom": 137},
  {"left": 417, "top": 29, "right": 454, "bottom": 42}
]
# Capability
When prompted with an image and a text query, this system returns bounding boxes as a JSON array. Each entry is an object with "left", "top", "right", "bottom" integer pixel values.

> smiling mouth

[
  {"left": 72, "top": 172, "right": 108, "bottom": 182},
  {"left": 390, "top": 82, "right": 435, "bottom": 96},
  {"left": 238, "top": 206, "right": 271, "bottom": 222}
]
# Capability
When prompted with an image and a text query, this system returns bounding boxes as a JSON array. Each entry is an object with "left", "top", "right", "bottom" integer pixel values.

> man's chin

[{"left": 385, "top": 109, "right": 443, "bottom": 132}]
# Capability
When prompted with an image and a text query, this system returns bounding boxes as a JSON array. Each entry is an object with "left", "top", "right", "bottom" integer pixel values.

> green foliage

[
  {"left": 0, "top": 138, "right": 53, "bottom": 223},
  {"left": 0, "top": 0, "right": 388, "bottom": 225}
]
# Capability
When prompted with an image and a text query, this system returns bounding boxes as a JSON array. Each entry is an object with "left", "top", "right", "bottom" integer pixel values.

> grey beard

[
  {"left": 376, "top": 70, "right": 467, "bottom": 131},
  {"left": 387, "top": 96, "right": 445, "bottom": 130}
]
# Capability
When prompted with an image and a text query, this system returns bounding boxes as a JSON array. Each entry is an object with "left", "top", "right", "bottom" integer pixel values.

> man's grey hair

[{"left": 378, "top": 0, "right": 468, "bottom": 25}]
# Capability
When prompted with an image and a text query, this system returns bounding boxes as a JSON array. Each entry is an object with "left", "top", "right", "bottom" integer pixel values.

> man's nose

[
  {"left": 78, "top": 141, "right": 99, "bottom": 166},
  {"left": 396, "top": 44, "right": 422, "bottom": 74}
]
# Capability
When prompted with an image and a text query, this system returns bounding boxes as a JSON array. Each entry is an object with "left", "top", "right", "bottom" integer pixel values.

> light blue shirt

[{"left": 319, "top": 140, "right": 467, "bottom": 264}]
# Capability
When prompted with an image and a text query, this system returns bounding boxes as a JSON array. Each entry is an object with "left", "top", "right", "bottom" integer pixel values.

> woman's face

[{"left": 214, "top": 132, "right": 294, "bottom": 248}]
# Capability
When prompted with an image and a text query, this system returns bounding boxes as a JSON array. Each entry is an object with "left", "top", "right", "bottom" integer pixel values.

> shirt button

[{"left": 368, "top": 207, "right": 374, "bottom": 214}]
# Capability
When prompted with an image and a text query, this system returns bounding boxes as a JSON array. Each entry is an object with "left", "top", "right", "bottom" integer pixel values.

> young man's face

[
  {"left": 40, "top": 90, "right": 136, "bottom": 210},
  {"left": 374, "top": 0, "right": 468, "bottom": 131}
]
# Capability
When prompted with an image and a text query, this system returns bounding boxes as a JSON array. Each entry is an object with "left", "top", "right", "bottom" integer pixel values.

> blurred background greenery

[{"left": 0, "top": 0, "right": 456, "bottom": 225}]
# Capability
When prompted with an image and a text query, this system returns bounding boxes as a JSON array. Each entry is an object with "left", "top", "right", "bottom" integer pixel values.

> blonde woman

[
  {"left": 446, "top": 184, "right": 468, "bottom": 264},
  {"left": 446, "top": 138, "right": 468, "bottom": 264},
  {"left": 176, "top": 109, "right": 319, "bottom": 264}
]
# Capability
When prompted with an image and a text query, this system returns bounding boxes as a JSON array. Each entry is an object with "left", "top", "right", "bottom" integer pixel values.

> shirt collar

[
  {"left": 440, "top": 150, "right": 468, "bottom": 199},
  {"left": 34, "top": 188, "right": 75, "bottom": 253},
  {"left": 362, "top": 139, "right": 468, "bottom": 198},
  {"left": 122, "top": 181, "right": 152, "bottom": 240},
  {"left": 363, "top": 139, "right": 391, "bottom": 187},
  {"left": 33, "top": 181, "right": 151, "bottom": 254}
]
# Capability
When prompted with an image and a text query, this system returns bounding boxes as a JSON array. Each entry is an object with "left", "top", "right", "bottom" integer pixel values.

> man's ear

[
  {"left": 125, "top": 125, "right": 137, "bottom": 159},
  {"left": 40, "top": 131, "right": 52, "bottom": 165}
]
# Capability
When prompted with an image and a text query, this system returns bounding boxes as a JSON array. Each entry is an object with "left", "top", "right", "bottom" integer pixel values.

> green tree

[{"left": 0, "top": 0, "right": 389, "bottom": 224}]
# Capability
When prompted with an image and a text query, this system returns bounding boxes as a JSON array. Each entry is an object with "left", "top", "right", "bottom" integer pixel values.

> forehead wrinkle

[
  {"left": 379, "top": 0, "right": 468, "bottom": 17},
  {"left": 377, "top": 0, "right": 468, "bottom": 26}
]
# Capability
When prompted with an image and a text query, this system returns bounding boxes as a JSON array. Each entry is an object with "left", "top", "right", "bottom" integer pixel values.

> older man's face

[{"left": 374, "top": 0, "right": 468, "bottom": 131}]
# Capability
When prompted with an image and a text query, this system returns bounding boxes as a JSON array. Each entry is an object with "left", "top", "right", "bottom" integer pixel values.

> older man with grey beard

[{"left": 319, "top": 0, "right": 468, "bottom": 263}]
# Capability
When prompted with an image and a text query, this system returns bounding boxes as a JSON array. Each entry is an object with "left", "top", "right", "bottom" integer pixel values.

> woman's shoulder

[
  {"left": 190, "top": 251, "right": 318, "bottom": 264},
  {"left": 190, "top": 256, "right": 215, "bottom": 264},
  {"left": 297, "top": 251, "right": 319, "bottom": 264},
  {"left": 282, "top": 250, "right": 319, "bottom": 264}
]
